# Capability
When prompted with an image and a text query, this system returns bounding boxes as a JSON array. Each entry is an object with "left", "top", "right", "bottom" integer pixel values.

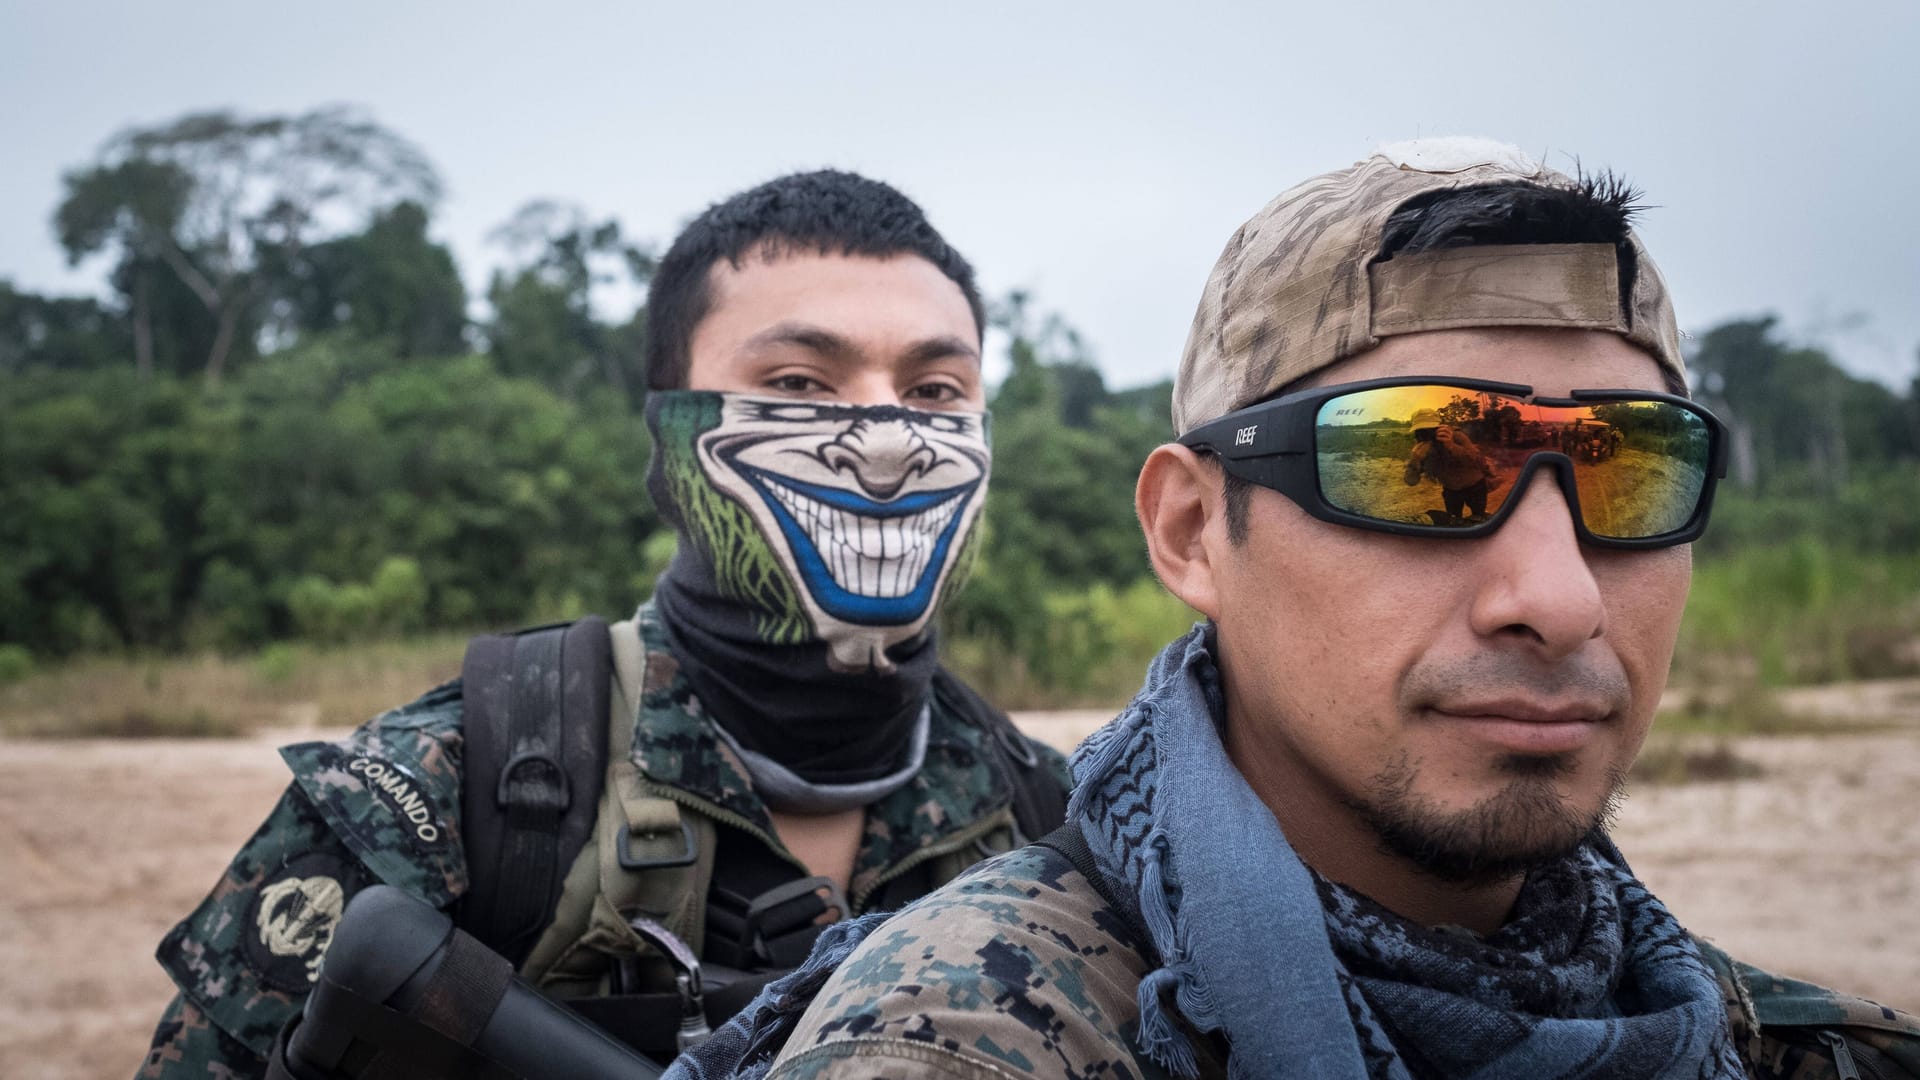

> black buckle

[
  {"left": 618, "top": 818, "right": 698, "bottom": 870},
  {"left": 992, "top": 721, "right": 1039, "bottom": 769},
  {"left": 495, "top": 750, "right": 571, "bottom": 812},
  {"left": 744, "top": 876, "right": 846, "bottom": 967}
]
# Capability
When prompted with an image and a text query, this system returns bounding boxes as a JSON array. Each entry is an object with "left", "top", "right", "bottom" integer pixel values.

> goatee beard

[{"left": 1346, "top": 751, "right": 1628, "bottom": 887}]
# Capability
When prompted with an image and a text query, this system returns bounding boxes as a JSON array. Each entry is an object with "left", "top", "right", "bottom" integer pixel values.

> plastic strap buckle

[
  {"left": 617, "top": 818, "right": 698, "bottom": 870},
  {"left": 495, "top": 750, "right": 572, "bottom": 813}
]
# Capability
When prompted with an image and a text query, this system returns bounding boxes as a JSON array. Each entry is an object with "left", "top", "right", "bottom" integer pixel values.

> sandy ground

[{"left": 3, "top": 694, "right": 1916, "bottom": 1079}]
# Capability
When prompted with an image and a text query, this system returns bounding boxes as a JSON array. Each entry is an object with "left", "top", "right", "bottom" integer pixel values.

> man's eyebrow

[
  {"left": 902, "top": 335, "right": 981, "bottom": 366},
  {"left": 744, "top": 322, "right": 855, "bottom": 358},
  {"left": 742, "top": 323, "right": 981, "bottom": 366}
]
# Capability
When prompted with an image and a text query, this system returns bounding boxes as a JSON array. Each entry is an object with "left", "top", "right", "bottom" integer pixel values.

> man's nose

[
  {"left": 837, "top": 370, "right": 907, "bottom": 407},
  {"left": 1466, "top": 473, "right": 1605, "bottom": 658}
]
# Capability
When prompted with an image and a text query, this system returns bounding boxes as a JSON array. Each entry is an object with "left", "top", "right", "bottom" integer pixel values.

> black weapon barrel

[{"left": 276, "top": 885, "right": 664, "bottom": 1080}]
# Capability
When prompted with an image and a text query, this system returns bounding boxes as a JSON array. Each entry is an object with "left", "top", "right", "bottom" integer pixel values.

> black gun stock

[{"left": 267, "top": 884, "right": 665, "bottom": 1080}]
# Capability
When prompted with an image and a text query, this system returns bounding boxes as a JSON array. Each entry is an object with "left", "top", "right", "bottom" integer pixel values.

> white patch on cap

[{"left": 1377, "top": 137, "right": 1538, "bottom": 176}]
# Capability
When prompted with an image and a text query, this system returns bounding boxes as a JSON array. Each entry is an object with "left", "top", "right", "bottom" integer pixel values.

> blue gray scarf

[{"left": 1068, "top": 624, "right": 1742, "bottom": 1079}]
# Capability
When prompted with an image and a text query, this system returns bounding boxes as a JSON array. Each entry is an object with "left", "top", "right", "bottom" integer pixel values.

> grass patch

[
  {"left": 1631, "top": 735, "right": 1766, "bottom": 785},
  {"left": 0, "top": 644, "right": 34, "bottom": 685},
  {"left": 1656, "top": 675, "right": 1905, "bottom": 738},
  {"left": 0, "top": 633, "right": 468, "bottom": 738},
  {"left": 1678, "top": 540, "right": 1920, "bottom": 687},
  {"left": 1653, "top": 679, "right": 1816, "bottom": 736}
]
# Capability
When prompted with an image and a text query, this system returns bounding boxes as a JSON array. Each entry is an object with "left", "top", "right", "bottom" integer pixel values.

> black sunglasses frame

[{"left": 1178, "top": 376, "right": 1730, "bottom": 550}]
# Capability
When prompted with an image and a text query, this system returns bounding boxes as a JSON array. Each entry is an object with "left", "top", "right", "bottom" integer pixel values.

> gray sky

[{"left": 4, "top": 0, "right": 1917, "bottom": 389}]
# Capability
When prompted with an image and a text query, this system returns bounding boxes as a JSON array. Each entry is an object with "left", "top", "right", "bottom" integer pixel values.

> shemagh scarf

[
  {"left": 1068, "top": 624, "right": 1743, "bottom": 1079},
  {"left": 645, "top": 391, "right": 989, "bottom": 796}
]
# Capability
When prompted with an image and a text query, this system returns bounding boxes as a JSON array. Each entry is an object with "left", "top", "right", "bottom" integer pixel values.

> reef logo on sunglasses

[{"left": 1180, "top": 377, "right": 1727, "bottom": 548}]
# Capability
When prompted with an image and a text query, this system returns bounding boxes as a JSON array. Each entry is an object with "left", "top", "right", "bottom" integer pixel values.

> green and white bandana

[
  {"left": 643, "top": 391, "right": 991, "bottom": 788},
  {"left": 646, "top": 391, "right": 989, "bottom": 673}
]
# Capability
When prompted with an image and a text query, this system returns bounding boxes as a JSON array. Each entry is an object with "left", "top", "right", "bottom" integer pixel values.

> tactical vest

[
  {"left": 455, "top": 607, "right": 1067, "bottom": 1060},
  {"left": 147, "top": 604, "right": 1065, "bottom": 1074}
]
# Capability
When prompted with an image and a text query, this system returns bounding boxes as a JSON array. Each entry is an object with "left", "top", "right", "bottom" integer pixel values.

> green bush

[
  {"left": 369, "top": 557, "right": 429, "bottom": 634},
  {"left": 945, "top": 576, "right": 1196, "bottom": 708},
  {"left": 0, "top": 644, "right": 34, "bottom": 685},
  {"left": 254, "top": 642, "right": 300, "bottom": 684},
  {"left": 289, "top": 561, "right": 426, "bottom": 644},
  {"left": 0, "top": 342, "right": 659, "bottom": 654},
  {"left": 1680, "top": 537, "right": 1920, "bottom": 685}
]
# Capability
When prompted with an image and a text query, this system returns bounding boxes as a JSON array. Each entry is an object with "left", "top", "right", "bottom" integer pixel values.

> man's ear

[{"left": 1136, "top": 444, "right": 1225, "bottom": 620}]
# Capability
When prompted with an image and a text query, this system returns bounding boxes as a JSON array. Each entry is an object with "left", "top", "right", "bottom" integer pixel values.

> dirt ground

[{"left": 3, "top": 697, "right": 1916, "bottom": 1080}]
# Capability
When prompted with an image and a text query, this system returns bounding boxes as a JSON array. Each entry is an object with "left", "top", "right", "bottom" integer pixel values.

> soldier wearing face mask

[{"left": 136, "top": 170, "right": 1071, "bottom": 1078}]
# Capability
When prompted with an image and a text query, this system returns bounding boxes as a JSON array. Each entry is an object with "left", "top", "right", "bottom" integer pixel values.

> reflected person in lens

[{"left": 1402, "top": 407, "right": 1500, "bottom": 524}]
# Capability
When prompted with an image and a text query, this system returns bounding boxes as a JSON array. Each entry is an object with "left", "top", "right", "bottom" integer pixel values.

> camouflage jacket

[
  {"left": 768, "top": 845, "right": 1920, "bottom": 1080},
  {"left": 136, "top": 603, "right": 1070, "bottom": 1078}
]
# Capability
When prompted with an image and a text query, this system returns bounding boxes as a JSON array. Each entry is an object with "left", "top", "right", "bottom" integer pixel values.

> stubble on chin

[{"left": 1346, "top": 750, "right": 1629, "bottom": 887}]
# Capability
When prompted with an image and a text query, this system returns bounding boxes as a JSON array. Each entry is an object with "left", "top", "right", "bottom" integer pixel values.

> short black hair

[
  {"left": 1223, "top": 173, "right": 1675, "bottom": 543},
  {"left": 642, "top": 169, "right": 985, "bottom": 391}
]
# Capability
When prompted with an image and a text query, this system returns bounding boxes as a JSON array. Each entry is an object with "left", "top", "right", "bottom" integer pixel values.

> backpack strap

[
  {"left": 932, "top": 667, "right": 1067, "bottom": 843},
  {"left": 514, "top": 616, "right": 718, "bottom": 1004},
  {"left": 1032, "top": 823, "right": 1160, "bottom": 968},
  {"left": 458, "top": 617, "right": 613, "bottom": 967}
]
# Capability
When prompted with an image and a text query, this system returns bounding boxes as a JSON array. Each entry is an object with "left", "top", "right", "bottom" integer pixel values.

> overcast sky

[{"left": 4, "top": 1, "right": 1916, "bottom": 389}]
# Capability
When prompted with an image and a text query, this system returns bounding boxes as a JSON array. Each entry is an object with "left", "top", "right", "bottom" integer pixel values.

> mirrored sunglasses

[{"left": 1178, "top": 377, "right": 1728, "bottom": 549}]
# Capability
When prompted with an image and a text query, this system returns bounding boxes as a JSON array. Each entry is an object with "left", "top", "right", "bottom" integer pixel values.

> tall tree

[
  {"left": 0, "top": 281, "right": 132, "bottom": 374},
  {"left": 278, "top": 200, "right": 469, "bottom": 358},
  {"left": 485, "top": 200, "right": 653, "bottom": 404},
  {"left": 1689, "top": 315, "right": 1916, "bottom": 491},
  {"left": 55, "top": 107, "right": 443, "bottom": 382}
]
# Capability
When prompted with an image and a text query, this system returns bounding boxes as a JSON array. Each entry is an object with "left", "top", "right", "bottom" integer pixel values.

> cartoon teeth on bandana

[{"left": 657, "top": 392, "right": 989, "bottom": 673}]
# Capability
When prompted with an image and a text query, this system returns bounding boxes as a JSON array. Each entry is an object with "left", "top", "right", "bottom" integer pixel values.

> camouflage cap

[{"left": 1171, "top": 138, "right": 1685, "bottom": 434}]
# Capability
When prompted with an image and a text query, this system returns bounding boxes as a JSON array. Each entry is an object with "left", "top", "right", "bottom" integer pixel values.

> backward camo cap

[{"left": 1171, "top": 137, "right": 1685, "bottom": 434}]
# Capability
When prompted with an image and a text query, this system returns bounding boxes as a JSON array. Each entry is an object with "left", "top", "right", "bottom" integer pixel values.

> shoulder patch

[
  {"left": 157, "top": 786, "right": 358, "bottom": 1056},
  {"left": 344, "top": 753, "right": 448, "bottom": 849},
  {"left": 280, "top": 728, "right": 466, "bottom": 905},
  {"left": 243, "top": 852, "right": 368, "bottom": 992}
]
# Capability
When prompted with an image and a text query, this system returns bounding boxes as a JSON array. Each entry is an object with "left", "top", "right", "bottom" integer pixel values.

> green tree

[
  {"left": 1436, "top": 394, "right": 1482, "bottom": 427},
  {"left": 485, "top": 201, "right": 654, "bottom": 404},
  {"left": 51, "top": 158, "right": 194, "bottom": 377},
  {"left": 943, "top": 294, "right": 1172, "bottom": 662},
  {"left": 279, "top": 201, "right": 468, "bottom": 358},
  {"left": 1690, "top": 316, "right": 1917, "bottom": 491},
  {"left": 0, "top": 281, "right": 132, "bottom": 374},
  {"left": 0, "top": 342, "right": 660, "bottom": 654},
  {"left": 55, "top": 107, "right": 443, "bottom": 382}
]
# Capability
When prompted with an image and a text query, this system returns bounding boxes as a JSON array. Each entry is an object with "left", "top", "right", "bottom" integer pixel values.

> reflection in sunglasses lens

[{"left": 1314, "top": 386, "right": 1710, "bottom": 539}]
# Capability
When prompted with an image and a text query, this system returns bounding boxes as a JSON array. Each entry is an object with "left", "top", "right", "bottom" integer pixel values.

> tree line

[{"left": 4, "top": 107, "right": 1918, "bottom": 692}]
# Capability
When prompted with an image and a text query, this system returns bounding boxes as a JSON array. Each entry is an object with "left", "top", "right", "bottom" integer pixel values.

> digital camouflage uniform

[
  {"left": 137, "top": 603, "right": 1069, "bottom": 1078},
  {"left": 766, "top": 846, "right": 1920, "bottom": 1080}
]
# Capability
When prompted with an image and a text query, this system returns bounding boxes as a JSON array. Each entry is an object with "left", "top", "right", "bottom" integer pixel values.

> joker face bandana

[{"left": 646, "top": 391, "right": 990, "bottom": 674}]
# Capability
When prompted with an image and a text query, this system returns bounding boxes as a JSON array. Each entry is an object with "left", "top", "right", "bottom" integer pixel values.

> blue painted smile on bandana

[{"left": 739, "top": 466, "right": 980, "bottom": 626}]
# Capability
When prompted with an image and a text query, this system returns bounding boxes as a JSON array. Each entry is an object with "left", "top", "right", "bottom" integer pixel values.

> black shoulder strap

[
  {"left": 458, "top": 616, "right": 612, "bottom": 967},
  {"left": 931, "top": 667, "right": 1068, "bottom": 843},
  {"left": 1033, "top": 823, "right": 1160, "bottom": 968}
]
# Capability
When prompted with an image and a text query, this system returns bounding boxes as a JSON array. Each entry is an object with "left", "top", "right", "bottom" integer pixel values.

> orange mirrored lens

[{"left": 1313, "top": 386, "right": 1710, "bottom": 538}]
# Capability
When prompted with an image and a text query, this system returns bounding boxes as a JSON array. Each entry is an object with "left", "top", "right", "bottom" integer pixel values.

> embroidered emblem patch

[
  {"left": 347, "top": 754, "right": 447, "bottom": 848},
  {"left": 244, "top": 852, "right": 361, "bottom": 992}
]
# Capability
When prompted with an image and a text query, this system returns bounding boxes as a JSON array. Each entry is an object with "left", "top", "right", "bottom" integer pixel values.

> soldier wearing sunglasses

[{"left": 731, "top": 140, "right": 1920, "bottom": 1080}]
